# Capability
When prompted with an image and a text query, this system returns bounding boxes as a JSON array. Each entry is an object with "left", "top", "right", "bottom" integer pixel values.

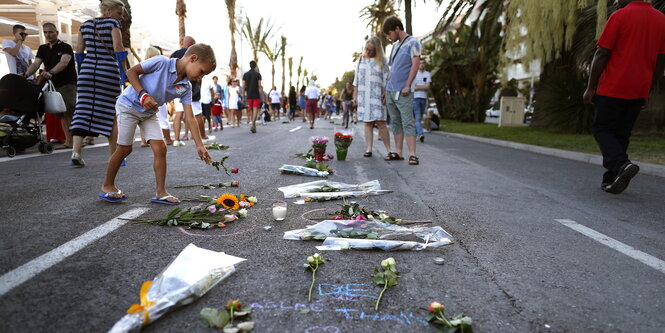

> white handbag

[{"left": 43, "top": 80, "right": 67, "bottom": 114}]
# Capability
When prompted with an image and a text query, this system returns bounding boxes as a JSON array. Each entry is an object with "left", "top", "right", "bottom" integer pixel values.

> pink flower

[
  {"left": 332, "top": 216, "right": 343, "bottom": 220},
  {"left": 239, "top": 201, "right": 250, "bottom": 208},
  {"left": 231, "top": 168, "right": 239, "bottom": 174},
  {"left": 429, "top": 302, "right": 444, "bottom": 312},
  {"left": 355, "top": 215, "right": 367, "bottom": 221},
  {"left": 231, "top": 180, "right": 240, "bottom": 187},
  {"left": 207, "top": 205, "right": 217, "bottom": 213}
]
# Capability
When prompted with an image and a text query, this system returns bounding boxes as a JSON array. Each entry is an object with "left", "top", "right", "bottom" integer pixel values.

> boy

[
  {"left": 99, "top": 43, "right": 216, "bottom": 204},
  {"left": 211, "top": 92, "right": 224, "bottom": 131}
]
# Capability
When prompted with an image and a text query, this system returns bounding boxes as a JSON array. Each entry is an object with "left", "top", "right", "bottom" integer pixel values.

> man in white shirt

[
  {"left": 412, "top": 59, "right": 431, "bottom": 143},
  {"left": 268, "top": 86, "right": 281, "bottom": 120},
  {"left": 3, "top": 24, "right": 34, "bottom": 79},
  {"left": 200, "top": 75, "right": 215, "bottom": 135},
  {"left": 304, "top": 80, "right": 320, "bottom": 129}
]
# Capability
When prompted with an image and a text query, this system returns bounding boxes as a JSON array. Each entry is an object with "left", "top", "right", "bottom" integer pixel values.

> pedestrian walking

[
  {"left": 353, "top": 36, "right": 394, "bottom": 159},
  {"left": 171, "top": 36, "right": 196, "bottom": 147},
  {"left": 100, "top": 43, "right": 215, "bottom": 204},
  {"left": 305, "top": 80, "right": 319, "bottom": 129},
  {"left": 340, "top": 82, "right": 354, "bottom": 128},
  {"left": 242, "top": 60, "right": 262, "bottom": 133},
  {"left": 23, "top": 22, "right": 77, "bottom": 149},
  {"left": 298, "top": 85, "right": 307, "bottom": 122},
  {"left": 69, "top": 0, "right": 127, "bottom": 166},
  {"left": 201, "top": 74, "right": 215, "bottom": 135},
  {"left": 269, "top": 86, "right": 281, "bottom": 120},
  {"left": 288, "top": 85, "right": 297, "bottom": 121},
  {"left": 412, "top": 59, "right": 431, "bottom": 143},
  {"left": 227, "top": 79, "right": 241, "bottom": 127},
  {"left": 382, "top": 16, "right": 422, "bottom": 165},
  {"left": 583, "top": 0, "right": 665, "bottom": 194},
  {"left": 211, "top": 92, "right": 223, "bottom": 131}
]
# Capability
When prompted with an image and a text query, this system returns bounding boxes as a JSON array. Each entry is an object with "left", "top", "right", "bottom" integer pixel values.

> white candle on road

[{"left": 272, "top": 203, "right": 287, "bottom": 221}]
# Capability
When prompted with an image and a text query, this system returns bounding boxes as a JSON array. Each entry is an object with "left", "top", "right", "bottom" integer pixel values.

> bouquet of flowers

[
  {"left": 295, "top": 149, "right": 334, "bottom": 161},
  {"left": 278, "top": 165, "right": 329, "bottom": 177},
  {"left": 108, "top": 244, "right": 246, "bottom": 332},
  {"left": 278, "top": 180, "right": 381, "bottom": 198},
  {"left": 311, "top": 136, "right": 329, "bottom": 162},
  {"left": 334, "top": 132, "right": 353, "bottom": 150},
  {"left": 304, "top": 158, "right": 334, "bottom": 174},
  {"left": 301, "top": 190, "right": 393, "bottom": 203},
  {"left": 122, "top": 193, "right": 257, "bottom": 229},
  {"left": 330, "top": 201, "right": 402, "bottom": 225}
]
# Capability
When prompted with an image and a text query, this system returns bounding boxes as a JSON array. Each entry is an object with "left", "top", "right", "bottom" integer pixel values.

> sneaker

[
  {"left": 419, "top": 135, "right": 425, "bottom": 143},
  {"left": 173, "top": 140, "right": 185, "bottom": 147},
  {"left": 603, "top": 162, "right": 639, "bottom": 194},
  {"left": 207, "top": 135, "right": 216, "bottom": 141},
  {"left": 71, "top": 153, "right": 85, "bottom": 167}
]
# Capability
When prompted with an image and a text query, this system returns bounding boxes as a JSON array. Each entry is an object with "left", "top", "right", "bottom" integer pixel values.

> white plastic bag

[{"left": 43, "top": 80, "right": 66, "bottom": 114}]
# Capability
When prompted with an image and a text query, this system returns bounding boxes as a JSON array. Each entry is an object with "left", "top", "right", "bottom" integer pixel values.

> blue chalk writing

[
  {"left": 319, "top": 283, "right": 378, "bottom": 299},
  {"left": 335, "top": 308, "right": 358, "bottom": 319},
  {"left": 335, "top": 309, "right": 430, "bottom": 327},
  {"left": 251, "top": 300, "right": 325, "bottom": 312}
]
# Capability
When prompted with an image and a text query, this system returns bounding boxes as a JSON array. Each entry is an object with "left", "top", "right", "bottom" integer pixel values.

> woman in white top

[
  {"left": 269, "top": 86, "right": 281, "bottom": 120},
  {"left": 227, "top": 79, "right": 241, "bottom": 127},
  {"left": 353, "top": 36, "right": 395, "bottom": 159}
]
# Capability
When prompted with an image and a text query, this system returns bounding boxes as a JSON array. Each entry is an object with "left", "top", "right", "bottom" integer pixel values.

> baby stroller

[{"left": 0, "top": 74, "right": 53, "bottom": 157}]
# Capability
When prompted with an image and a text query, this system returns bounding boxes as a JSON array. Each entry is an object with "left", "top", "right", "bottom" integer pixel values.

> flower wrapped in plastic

[
  {"left": 109, "top": 244, "right": 246, "bottom": 332},
  {"left": 299, "top": 190, "right": 393, "bottom": 203},
  {"left": 278, "top": 164, "right": 329, "bottom": 177},
  {"left": 283, "top": 219, "right": 453, "bottom": 251},
  {"left": 278, "top": 180, "right": 381, "bottom": 198}
]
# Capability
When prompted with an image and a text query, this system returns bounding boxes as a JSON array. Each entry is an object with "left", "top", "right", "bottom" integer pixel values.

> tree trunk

[
  {"left": 120, "top": 0, "right": 132, "bottom": 48},
  {"left": 281, "top": 56, "right": 286, "bottom": 95},
  {"left": 271, "top": 62, "right": 276, "bottom": 88},
  {"left": 229, "top": 46, "right": 238, "bottom": 78},
  {"left": 176, "top": 0, "right": 187, "bottom": 45},
  {"left": 405, "top": 0, "right": 412, "bottom": 35}
]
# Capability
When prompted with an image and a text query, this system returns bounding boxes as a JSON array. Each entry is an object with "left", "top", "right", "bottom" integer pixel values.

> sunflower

[{"left": 217, "top": 193, "right": 239, "bottom": 210}]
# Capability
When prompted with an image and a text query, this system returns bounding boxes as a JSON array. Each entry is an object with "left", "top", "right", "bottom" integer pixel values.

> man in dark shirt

[
  {"left": 583, "top": 0, "right": 665, "bottom": 194},
  {"left": 24, "top": 22, "right": 77, "bottom": 148},
  {"left": 242, "top": 60, "right": 262, "bottom": 133}
]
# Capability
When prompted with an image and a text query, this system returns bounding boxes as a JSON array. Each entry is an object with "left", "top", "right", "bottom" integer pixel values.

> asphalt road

[{"left": 1, "top": 116, "right": 664, "bottom": 332}]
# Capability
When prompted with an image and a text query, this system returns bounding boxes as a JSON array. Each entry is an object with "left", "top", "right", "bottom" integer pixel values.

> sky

[{"left": 127, "top": 0, "right": 450, "bottom": 88}]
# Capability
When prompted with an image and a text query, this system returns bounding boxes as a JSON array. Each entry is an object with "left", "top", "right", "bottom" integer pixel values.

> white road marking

[
  {"left": 0, "top": 138, "right": 142, "bottom": 163},
  {"left": 289, "top": 126, "right": 302, "bottom": 132},
  {"left": 0, "top": 207, "right": 149, "bottom": 297},
  {"left": 556, "top": 219, "right": 665, "bottom": 274}
]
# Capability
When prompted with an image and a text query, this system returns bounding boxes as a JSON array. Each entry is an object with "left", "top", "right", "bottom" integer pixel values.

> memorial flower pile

[
  {"left": 123, "top": 193, "right": 257, "bottom": 229},
  {"left": 204, "top": 142, "right": 230, "bottom": 150},
  {"left": 331, "top": 201, "right": 402, "bottom": 225},
  {"left": 295, "top": 149, "right": 334, "bottom": 161},
  {"left": 311, "top": 136, "right": 329, "bottom": 162}
]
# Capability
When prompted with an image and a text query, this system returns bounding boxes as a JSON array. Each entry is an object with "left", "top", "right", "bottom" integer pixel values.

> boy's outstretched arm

[{"left": 182, "top": 103, "right": 212, "bottom": 164}]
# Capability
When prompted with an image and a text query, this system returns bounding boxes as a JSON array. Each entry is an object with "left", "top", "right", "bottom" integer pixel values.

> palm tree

[
  {"left": 303, "top": 69, "right": 308, "bottom": 85},
  {"left": 359, "top": 0, "right": 397, "bottom": 49},
  {"left": 260, "top": 40, "right": 282, "bottom": 88},
  {"left": 288, "top": 56, "right": 293, "bottom": 88},
  {"left": 241, "top": 17, "right": 274, "bottom": 68},
  {"left": 280, "top": 36, "right": 287, "bottom": 94},
  {"left": 175, "top": 0, "right": 187, "bottom": 44},
  {"left": 225, "top": 0, "right": 238, "bottom": 77},
  {"left": 296, "top": 56, "right": 303, "bottom": 88}
]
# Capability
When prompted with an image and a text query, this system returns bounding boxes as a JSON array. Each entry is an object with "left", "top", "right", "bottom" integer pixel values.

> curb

[{"left": 437, "top": 131, "right": 665, "bottom": 178}]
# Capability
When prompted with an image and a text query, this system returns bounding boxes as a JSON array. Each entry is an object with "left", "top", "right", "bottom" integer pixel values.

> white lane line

[
  {"left": 556, "top": 219, "right": 665, "bottom": 274},
  {"left": 0, "top": 207, "right": 149, "bottom": 297},
  {"left": 0, "top": 138, "right": 143, "bottom": 163},
  {"left": 289, "top": 126, "right": 302, "bottom": 132}
]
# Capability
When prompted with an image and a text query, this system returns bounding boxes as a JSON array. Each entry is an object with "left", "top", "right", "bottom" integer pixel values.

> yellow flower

[
  {"left": 240, "top": 194, "right": 255, "bottom": 206},
  {"left": 217, "top": 194, "right": 239, "bottom": 210}
]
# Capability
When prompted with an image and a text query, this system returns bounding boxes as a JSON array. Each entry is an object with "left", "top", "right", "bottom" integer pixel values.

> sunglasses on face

[
  {"left": 19, "top": 32, "right": 28, "bottom": 37},
  {"left": 43, "top": 31, "right": 56, "bottom": 34}
]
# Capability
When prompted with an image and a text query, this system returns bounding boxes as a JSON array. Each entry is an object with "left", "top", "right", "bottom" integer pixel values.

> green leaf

[
  {"left": 167, "top": 207, "right": 183, "bottom": 218},
  {"left": 200, "top": 307, "right": 229, "bottom": 329},
  {"left": 300, "top": 308, "right": 311, "bottom": 314}
]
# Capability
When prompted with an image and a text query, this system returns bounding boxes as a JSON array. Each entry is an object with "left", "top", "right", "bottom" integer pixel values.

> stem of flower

[
  {"left": 375, "top": 283, "right": 389, "bottom": 311},
  {"left": 230, "top": 308, "right": 234, "bottom": 323},
  {"left": 308, "top": 264, "right": 318, "bottom": 302}
]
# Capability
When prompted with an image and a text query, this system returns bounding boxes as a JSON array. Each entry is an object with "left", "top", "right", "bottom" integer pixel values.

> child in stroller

[{"left": 0, "top": 74, "right": 53, "bottom": 157}]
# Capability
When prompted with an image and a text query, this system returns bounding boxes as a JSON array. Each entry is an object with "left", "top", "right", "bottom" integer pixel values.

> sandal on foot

[
  {"left": 98, "top": 191, "right": 126, "bottom": 203},
  {"left": 71, "top": 153, "right": 85, "bottom": 167},
  {"left": 409, "top": 156, "right": 419, "bottom": 165},
  {"left": 151, "top": 195, "right": 180, "bottom": 205},
  {"left": 384, "top": 152, "right": 403, "bottom": 161},
  {"left": 364, "top": 151, "right": 372, "bottom": 157}
]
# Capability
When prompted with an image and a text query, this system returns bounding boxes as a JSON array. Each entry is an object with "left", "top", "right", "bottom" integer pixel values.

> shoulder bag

[{"left": 43, "top": 80, "right": 67, "bottom": 114}]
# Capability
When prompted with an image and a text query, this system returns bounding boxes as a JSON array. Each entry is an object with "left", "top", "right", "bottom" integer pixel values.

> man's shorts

[
  {"left": 247, "top": 98, "right": 261, "bottom": 109},
  {"left": 191, "top": 101, "right": 203, "bottom": 116},
  {"left": 55, "top": 83, "right": 76, "bottom": 118},
  {"left": 201, "top": 103, "right": 212, "bottom": 119},
  {"left": 116, "top": 102, "right": 163, "bottom": 146}
]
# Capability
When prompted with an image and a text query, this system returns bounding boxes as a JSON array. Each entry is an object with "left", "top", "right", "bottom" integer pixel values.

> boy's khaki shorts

[{"left": 116, "top": 102, "right": 163, "bottom": 146}]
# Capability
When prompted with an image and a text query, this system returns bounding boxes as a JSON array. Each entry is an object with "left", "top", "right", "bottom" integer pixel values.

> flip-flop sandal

[
  {"left": 409, "top": 156, "right": 420, "bottom": 165},
  {"left": 151, "top": 195, "right": 180, "bottom": 205},
  {"left": 98, "top": 191, "right": 127, "bottom": 203},
  {"left": 364, "top": 152, "right": 372, "bottom": 157}
]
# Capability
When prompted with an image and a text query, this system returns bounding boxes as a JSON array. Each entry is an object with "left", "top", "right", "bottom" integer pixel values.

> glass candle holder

[{"left": 272, "top": 202, "right": 287, "bottom": 221}]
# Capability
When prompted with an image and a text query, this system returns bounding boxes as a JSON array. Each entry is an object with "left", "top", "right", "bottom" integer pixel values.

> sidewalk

[{"left": 436, "top": 131, "right": 665, "bottom": 178}]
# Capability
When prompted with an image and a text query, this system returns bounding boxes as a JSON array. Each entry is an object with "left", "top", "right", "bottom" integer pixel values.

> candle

[{"left": 272, "top": 202, "right": 287, "bottom": 221}]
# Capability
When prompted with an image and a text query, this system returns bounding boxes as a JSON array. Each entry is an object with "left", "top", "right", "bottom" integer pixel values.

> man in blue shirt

[
  {"left": 99, "top": 43, "right": 216, "bottom": 205},
  {"left": 383, "top": 16, "right": 421, "bottom": 165}
]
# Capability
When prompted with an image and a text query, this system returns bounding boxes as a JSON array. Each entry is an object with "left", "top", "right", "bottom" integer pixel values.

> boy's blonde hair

[
  {"left": 184, "top": 43, "right": 217, "bottom": 69},
  {"left": 144, "top": 46, "right": 161, "bottom": 60}
]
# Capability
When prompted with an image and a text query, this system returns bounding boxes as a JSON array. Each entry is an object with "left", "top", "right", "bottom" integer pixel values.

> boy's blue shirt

[
  {"left": 119, "top": 56, "right": 192, "bottom": 112},
  {"left": 386, "top": 36, "right": 422, "bottom": 92}
]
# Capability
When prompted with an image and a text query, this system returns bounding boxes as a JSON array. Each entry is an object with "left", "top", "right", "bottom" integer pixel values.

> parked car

[{"left": 485, "top": 108, "right": 500, "bottom": 118}]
